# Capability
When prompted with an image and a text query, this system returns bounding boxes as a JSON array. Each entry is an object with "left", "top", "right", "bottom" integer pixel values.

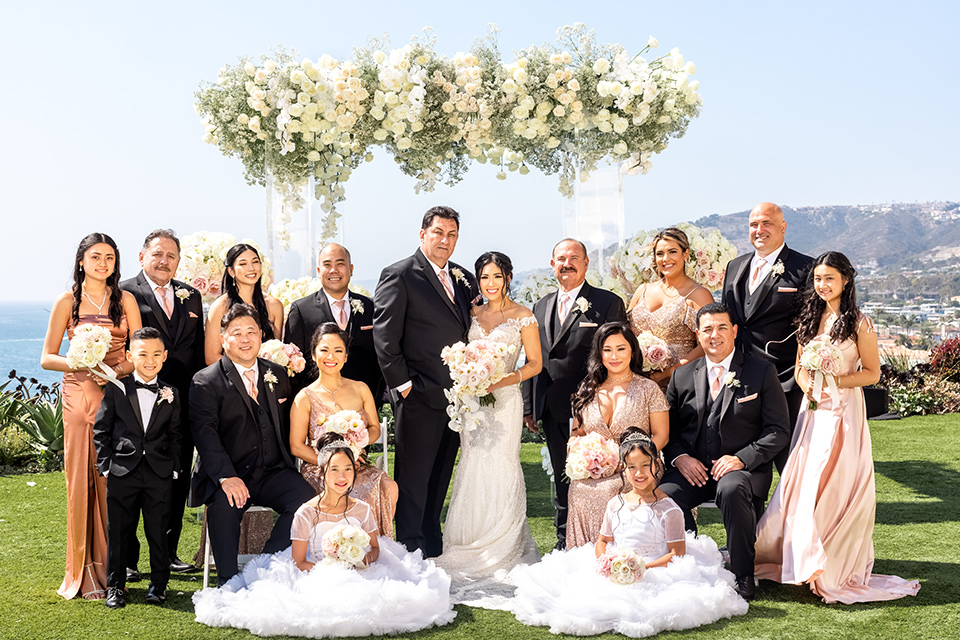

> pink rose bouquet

[
  {"left": 441, "top": 338, "right": 516, "bottom": 433},
  {"left": 320, "top": 523, "right": 370, "bottom": 568},
  {"left": 596, "top": 548, "right": 646, "bottom": 585},
  {"left": 565, "top": 432, "right": 619, "bottom": 480},
  {"left": 635, "top": 331, "right": 671, "bottom": 372},
  {"left": 322, "top": 409, "right": 369, "bottom": 457},
  {"left": 799, "top": 335, "right": 843, "bottom": 409},
  {"left": 258, "top": 339, "right": 306, "bottom": 377}
]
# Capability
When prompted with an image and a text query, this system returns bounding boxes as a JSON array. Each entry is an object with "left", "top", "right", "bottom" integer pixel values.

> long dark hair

[
  {"left": 474, "top": 251, "right": 513, "bottom": 303},
  {"left": 795, "top": 251, "right": 859, "bottom": 345},
  {"left": 611, "top": 427, "right": 663, "bottom": 526},
  {"left": 72, "top": 233, "right": 123, "bottom": 327},
  {"left": 571, "top": 322, "right": 644, "bottom": 424},
  {"left": 310, "top": 322, "right": 351, "bottom": 356},
  {"left": 222, "top": 244, "right": 275, "bottom": 340},
  {"left": 314, "top": 432, "right": 356, "bottom": 511}
]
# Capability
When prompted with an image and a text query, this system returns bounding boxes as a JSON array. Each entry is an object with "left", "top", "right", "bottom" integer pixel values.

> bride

[{"left": 435, "top": 251, "right": 542, "bottom": 609}]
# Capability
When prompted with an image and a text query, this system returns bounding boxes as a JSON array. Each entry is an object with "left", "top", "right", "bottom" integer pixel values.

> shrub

[
  {"left": 930, "top": 337, "right": 960, "bottom": 382},
  {"left": 889, "top": 382, "right": 939, "bottom": 417}
]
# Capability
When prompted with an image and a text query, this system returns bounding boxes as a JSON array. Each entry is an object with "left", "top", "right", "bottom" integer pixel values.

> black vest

[
  {"left": 253, "top": 377, "right": 284, "bottom": 471},
  {"left": 696, "top": 391, "right": 723, "bottom": 463}
]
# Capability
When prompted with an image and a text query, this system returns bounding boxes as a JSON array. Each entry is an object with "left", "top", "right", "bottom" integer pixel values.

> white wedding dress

[{"left": 435, "top": 316, "right": 541, "bottom": 609}]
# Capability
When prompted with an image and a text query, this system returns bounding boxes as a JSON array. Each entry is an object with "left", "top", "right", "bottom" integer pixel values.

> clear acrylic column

[
  {"left": 264, "top": 167, "right": 337, "bottom": 282},
  {"left": 561, "top": 162, "right": 625, "bottom": 272}
]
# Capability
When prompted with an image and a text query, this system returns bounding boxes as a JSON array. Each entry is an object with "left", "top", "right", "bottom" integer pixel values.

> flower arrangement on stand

[
  {"left": 196, "top": 24, "right": 701, "bottom": 246},
  {"left": 178, "top": 231, "right": 273, "bottom": 304}
]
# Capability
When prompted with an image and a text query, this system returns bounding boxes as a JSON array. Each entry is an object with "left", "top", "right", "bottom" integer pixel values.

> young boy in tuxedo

[{"left": 93, "top": 327, "right": 181, "bottom": 609}]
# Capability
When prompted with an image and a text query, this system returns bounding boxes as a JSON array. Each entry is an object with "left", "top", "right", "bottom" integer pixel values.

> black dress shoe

[
  {"left": 734, "top": 575, "right": 756, "bottom": 601},
  {"left": 553, "top": 538, "right": 566, "bottom": 552},
  {"left": 126, "top": 567, "right": 142, "bottom": 583},
  {"left": 169, "top": 556, "right": 197, "bottom": 573},
  {"left": 145, "top": 583, "right": 167, "bottom": 605},
  {"left": 105, "top": 587, "right": 125, "bottom": 609}
]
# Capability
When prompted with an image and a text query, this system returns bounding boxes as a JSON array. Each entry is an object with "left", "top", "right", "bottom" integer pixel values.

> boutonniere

[
  {"left": 157, "top": 387, "right": 175, "bottom": 405},
  {"left": 174, "top": 287, "right": 191, "bottom": 304},
  {"left": 263, "top": 370, "right": 279, "bottom": 392},
  {"left": 771, "top": 260, "right": 785, "bottom": 278},
  {"left": 723, "top": 372, "right": 741, "bottom": 389},
  {"left": 575, "top": 297, "right": 591, "bottom": 314},
  {"left": 450, "top": 267, "right": 467, "bottom": 287},
  {"left": 350, "top": 298, "right": 364, "bottom": 315}
]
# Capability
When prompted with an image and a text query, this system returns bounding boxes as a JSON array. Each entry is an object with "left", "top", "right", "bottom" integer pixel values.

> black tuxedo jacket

[
  {"left": 664, "top": 350, "right": 789, "bottom": 494},
  {"left": 284, "top": 289, "right": 384, "bottom": 404},
  {"left": 523, "top": 282, "right": 627, "bottom": 422},
  {"left": 92, "top": 377, "right": 182, "bottom": 479},
  {"left": 188, "top": 356, "right": 296, "bottom": 507},
  {"left": 721, "top": 246, "right": 812, "bottom": 392},
  {"left": 373, "top": 248, "right": 479, "bottom": 410},
  {"left": 121, "top": 272, "right": 205, "bottom": 395}
]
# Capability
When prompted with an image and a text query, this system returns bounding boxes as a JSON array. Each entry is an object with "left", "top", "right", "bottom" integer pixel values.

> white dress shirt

[
  {"left": 557, "top": 281, "right": 586, "bottom": 322},
  {"left": 133, "top": 371, "right": 158, "bottom": 432},
  {"left": 749, "top": 243, "right": 786, "bottom": 289},
  {"left": 324, "top": 289, "right": 350, "bottom": 325},
  {"left": 233, "top": 361, "right": 260, "bottom": 398},
  {"left": 144, "top": 274, "right": 175, "bottom": 313}
]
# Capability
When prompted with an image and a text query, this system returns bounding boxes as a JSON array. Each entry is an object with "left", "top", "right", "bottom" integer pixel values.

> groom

[
  {"left": 373, "top": 206, "right": 478, "bottom": 557},
  {"left": 660, "top": 302, "right": 789, "bottom": 600},
  {"left": 523, "top": 238, "right": 626, "bottom": 550}
]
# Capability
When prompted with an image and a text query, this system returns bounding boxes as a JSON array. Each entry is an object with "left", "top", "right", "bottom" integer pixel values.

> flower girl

[
  {"left": 509, "top": 428, "right": 747, "bottom": 637},
  {"left": 193, "top": 434, "right": 456, "bottom": 637}
]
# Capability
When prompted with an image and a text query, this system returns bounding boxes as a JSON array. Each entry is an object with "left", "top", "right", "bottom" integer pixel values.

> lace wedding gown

[
  {"left": 435, "top": 316, "right": 541, "bottom": 609},
  {"left": 755, "top": 319, "right": 921, "bottom": 603}
]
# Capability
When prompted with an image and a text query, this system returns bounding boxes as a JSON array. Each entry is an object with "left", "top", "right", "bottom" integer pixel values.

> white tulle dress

[
  {"left": 193, "top": 498, "right": 456, "bottom": 638},
  {"left": 435, "top": 316, "right": 541, "bottom": 609},
  {"left": 509, "top": 495, "right": 748, "bottom": 638}
]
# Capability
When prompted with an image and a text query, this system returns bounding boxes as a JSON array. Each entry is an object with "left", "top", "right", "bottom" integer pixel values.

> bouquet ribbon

[
  {"left": 810, "top": 370, "right": 839, "bottom": 410},
  {"left": 94, "top": 362, "right": 125, "bottom": 391}
]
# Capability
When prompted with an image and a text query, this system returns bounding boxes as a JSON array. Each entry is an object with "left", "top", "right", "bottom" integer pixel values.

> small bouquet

[
  {"left": 320, "top": 523, "right": 371, "bottom": 568},
  {"left": 441, "top": 338, "right": 516, "bottom": 433},
  {"left": 635, "top": 331, "right": 671, "bottom": 372},
  {"left": 66, "top": 323, "right": 123, "bottom": 390},
  {"left": 597, "top": 548, "right": 646, "bottom": 585},
  {"left": 258, "top": 339, "right": 306, "bottom": 377},
  {"left": 800, "top": 335, "right": 843, "bottom": 409},
  {"left": 565, "top": 432, "right": 619, "bottom": 481},
  {"left": 322, "top": 409, "right": 370, "bottom": 457}
]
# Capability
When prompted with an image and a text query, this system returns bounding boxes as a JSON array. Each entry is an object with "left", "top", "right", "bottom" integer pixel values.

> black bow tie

[{"left": 136, "top": 381, "right": 159, "bottom": 393}]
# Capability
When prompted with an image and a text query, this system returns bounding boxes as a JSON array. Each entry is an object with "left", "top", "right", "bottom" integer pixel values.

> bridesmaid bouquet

[
  {"left": 441, "top": 338, "right": 516, "bottom": 433},
  {"left": 565, "top": 432, "right": 619, "bottom": 480},
  {"left": 321, "top": 410, "right": 370, "bottom": 457},
  {"left": 635, "top": 332, "right": 671, "bottom": 371},
  {"left": 258, "top": 339, "right": 306, "bottom": 377},
  {"left": 800, "top": 336, "right": 843, "bottom": 409},
  {"left": 320, "top": 523, "right": 371, "bottom": 569},
  {"left": 66, "top": 323, "right": 123, "bottom": 391},
  {"left": 597, "top": 548, "right": 646, "bottom": 585}
]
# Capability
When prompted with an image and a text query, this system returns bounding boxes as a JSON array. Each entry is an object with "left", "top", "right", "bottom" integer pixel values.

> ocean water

[{"left": 0, "top": 302, "right": 65, "bottom": 388}]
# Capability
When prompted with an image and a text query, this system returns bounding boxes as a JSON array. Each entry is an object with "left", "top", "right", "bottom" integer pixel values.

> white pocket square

[
  {"left": 189, "top": 311, "right": 199, "bottom": 318},
  {"left": 736, "top": 393, "right": 758, "bottom": 403},
  {"left": 579, "top": 322, "right": 598, "bottom": 328},
  {"left": 777, "top": 287, "right": 797, "bottom": 293},
  {"left": 360, "top": 325, "right": 373, "bottom": 330}
]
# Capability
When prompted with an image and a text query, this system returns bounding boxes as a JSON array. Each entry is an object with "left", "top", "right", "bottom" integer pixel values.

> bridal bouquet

[
  {"left": 441, "top": 338, "right": 516, "bottom": 433},
  {"left": 320, "top": 523, "right": 371, "bottom": 568},
  {"left": 597, "top": 548, "right": 646, "bottom": 585},
  {"left": 800, "top": 336, "right": 843, "bottom": 410},
  {"left": 321, "top": 409, "right": 370, "bottom": 457},
  {"left": 635, "top": 331, "right": 671, "bottom": 372},
  {"left": 66, "top": 324, "right": 123, "bottom": 391},
  {"left": 258, "top": 340, "right": 306, "bottom": 377},
  {"left": 565, "top": 432, "right": 619, "bottom": 480}
]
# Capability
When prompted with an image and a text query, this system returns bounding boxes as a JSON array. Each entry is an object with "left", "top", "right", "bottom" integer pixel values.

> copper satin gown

[
  {"left": 58, "top": 314, "right": 126, "bottom": 599},
  {"left": 754, "top": 319, "right": 920, "bottom": 603},
  {"left": 299, "top": 388, "right": 395, "bottom": 538},
  {"left": 566, "top": 375, "right": 669, "bottom": 548},
  {"left": 628, "top": 284, "right": 698, "bottom": 390}
]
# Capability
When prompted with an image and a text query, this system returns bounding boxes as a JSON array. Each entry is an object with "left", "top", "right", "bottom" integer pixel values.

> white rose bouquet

[
  {"left": 441, "top": 338, "right": 516, "bottom": 433},
  {"left": 320, "top": 523, "right": 371, "bottom": 568},
  {"left": 800, "top": 335, "right": 843, "bottom": 410},
  {"left": 320, "top": 410, "right": 370, "bottom": 458},
  {"left": 258, "top": 340, "right": 306, "bottom": 377},
  {"left": 66, "top": 323, "right": 124, "bottom": 390},
  {"left": 565, "top": 432, "right": 619, "bottom": 480},
  {"left": 596, "top": 548, "right": 646, "bottom": 585}
]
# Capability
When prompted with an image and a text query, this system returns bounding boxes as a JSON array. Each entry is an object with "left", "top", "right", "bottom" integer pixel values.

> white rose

[
  {"left": 685, "top": 61, "right": 697, "bottom": 75},
  {"left": 513, "top": 68, "right": 529, "bottom": 83},
  {"left": 236, "top": 113, "right": 249, "bottom": 125},
  {"left": 647, "top": 36, "right": 659, "bottom": 49},
  {"left": 396, "top": 137, "right": 412, "bottom": 150},
  {"left": 307, "top": 150, "right": 321, "bottom": 162},
  {"left": 593, "top": 58, "right": 610, "bottom": 74},
  {"left": 288, "top": 104, "right": 303, "bottom": 117},
  {"left": 244, "top": 62, "right": 256, "bottom": 76}
]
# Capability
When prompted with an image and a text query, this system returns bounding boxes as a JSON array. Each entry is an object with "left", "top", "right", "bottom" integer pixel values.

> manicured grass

[{"left": 1, "top": 416, "right": 957, "bottom": 639}]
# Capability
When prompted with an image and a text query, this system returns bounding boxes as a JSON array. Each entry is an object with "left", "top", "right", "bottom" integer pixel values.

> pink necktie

[
  {"left": 335, "top": 299, "right": 348, "bottom": 330},
  {"left": 748, "top": 260, "right": 765, "bottom": 294},
  {"left": 558, "top": 293, "right": 570, "bottom": 323},
  {"left": 156, "top": 286, "right": 173, "bottom": 319},
  {"left": 244, "top": 369, "right": 258, "bottom": 403},
  {"left": 710, "top": 365, "right": 723, "bottom": 401},
  {"left": 439, "top": 270, "right": 455, "bottom": 302}
]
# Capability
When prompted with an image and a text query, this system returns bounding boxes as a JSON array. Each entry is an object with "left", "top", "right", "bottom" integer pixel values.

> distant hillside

[{"left": 692, "top": 201, "right": 960, "bottom": 270}]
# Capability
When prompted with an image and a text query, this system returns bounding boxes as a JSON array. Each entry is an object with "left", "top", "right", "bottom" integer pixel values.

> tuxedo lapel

[
  {"left": 171, "top": 287, "right": 188, "bottom": 343},
  {"left": 451, "top": 271, "right": 471, "bottom": 328},
  {"left": 125, "top": 377, "right": 145, "bottom": 431},
  {"left": 414, "top": 250, "right": 461, "bottom": 323},
  {"left": 222, "top": 357, "right": 256, "bottom": 420},
  {"left": 138, "top": 273, "right": 172, "bottom": 340},
  {"left": 552, "top": 282, "right": 590, "bottom": 349},
  {"left": 731, "top": 256, "right": 751, "bottom": 319},
  {"left": 146, "top": 388, "right": 170, "bottom": 434},
  {"left": 719, "top": 351, "right": 743, "bottom": 424},
  {"left": 746, "top": 264, "right": 779, "bottom": 321},
  {"left": 541, "top": 292, "right": 558, "bottom": 346},
  {"left": 261, "top": 364, "right": 283, "bottom": 442}
]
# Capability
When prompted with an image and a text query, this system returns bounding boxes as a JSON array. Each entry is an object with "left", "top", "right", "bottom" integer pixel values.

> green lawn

[{"left": 1, "top": 415, "right": 957, "bottom": 640}]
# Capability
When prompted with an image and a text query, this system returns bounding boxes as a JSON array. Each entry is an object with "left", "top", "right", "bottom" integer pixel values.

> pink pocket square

[
  {"left": 777, "top": 287, "right": 797, "bottom": 293},
  {"left": 361, "top": 325, "right": 373, "bottom": 330},
  {"left": 736, "top": 393, "right": 758, "bottom": 403},
  {"left": 278, "top": 398, "right": 288, "bottom": 404},
  {"left": 189, "top": 312, "right": 199, "bottom": 318}
]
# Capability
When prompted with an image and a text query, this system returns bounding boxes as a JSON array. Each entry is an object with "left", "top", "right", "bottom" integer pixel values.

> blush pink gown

[{"left": 754, "top": 320, "right": 920, "bottom": 603}]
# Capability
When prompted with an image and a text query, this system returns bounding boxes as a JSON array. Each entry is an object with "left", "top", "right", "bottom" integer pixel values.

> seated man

[
  {"left": 188, "top": 303, "right": 315, "bottom": 585},
  {"left": 660, "top": 302, "right": 789, "bottom": 600}
]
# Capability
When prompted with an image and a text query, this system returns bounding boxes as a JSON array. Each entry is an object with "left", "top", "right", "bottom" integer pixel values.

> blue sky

[{"left": 1, "top": 0, "right": 956, "bottom": 301}]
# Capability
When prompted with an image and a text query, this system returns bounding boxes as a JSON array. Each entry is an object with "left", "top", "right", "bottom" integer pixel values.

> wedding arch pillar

[{"left": 561, "top": 162, "right": 625, "bottom": 270}]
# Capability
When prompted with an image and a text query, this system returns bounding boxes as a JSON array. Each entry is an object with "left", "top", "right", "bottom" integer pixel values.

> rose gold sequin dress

[
  {"left": 755, "top": 319, "right": 920, "bottom": 603},
  {"left": 58, "top": 314, "right": 126, "bottom": 599},
  {"left": 566, "top": 375, "right": 669, "bottom": 548},
  {"left": 300, "top": 388, "right": 395, "bottom": 538},
  {"left": 628, "top": 284, "right": 698, "bottom": 390}
]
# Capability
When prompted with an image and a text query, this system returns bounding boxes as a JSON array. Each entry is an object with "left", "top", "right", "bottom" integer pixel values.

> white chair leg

[
  {"left": 202, "top": 512, "right": 212, "bottom": 589},
  {"left": 379, "top": 417, "right": 389, "bottom": 474}
]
